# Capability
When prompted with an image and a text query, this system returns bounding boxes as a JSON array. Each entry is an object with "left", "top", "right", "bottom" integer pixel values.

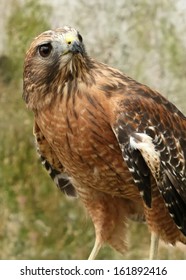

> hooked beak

[
  {"left": 69, "top": 40, "right": 84, "bottom": 54},
  {"left": 64, "top": 33, "right": 84, "bottom": 55}
]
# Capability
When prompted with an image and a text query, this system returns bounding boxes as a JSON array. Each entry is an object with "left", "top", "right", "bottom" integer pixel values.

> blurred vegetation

[
  {"left": 1, "top": 0, "right": 51, "bottom": 83},
  {"left": 0, "top": 0, "right": 185, "bottom": 260}
]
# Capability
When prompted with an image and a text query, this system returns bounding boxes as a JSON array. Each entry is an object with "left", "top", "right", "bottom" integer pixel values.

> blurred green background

[{"left": 0, "top": 0, "right": 186, "bottom": 259}]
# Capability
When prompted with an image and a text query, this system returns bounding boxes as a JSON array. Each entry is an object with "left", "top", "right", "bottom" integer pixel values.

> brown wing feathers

[
  {"left": 113, "top": 120, "right": 152, "bottom": 207},
  {"left": 23, "top": 27, "right": 186, "bottom": 258},
  {"left": 113, "top": 88, "right": 186, "bottom": 235}
]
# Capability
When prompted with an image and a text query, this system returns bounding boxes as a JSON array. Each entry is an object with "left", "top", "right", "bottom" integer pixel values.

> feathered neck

[{"left": 23, "top": 53, "right": 96, "bottom": 112}]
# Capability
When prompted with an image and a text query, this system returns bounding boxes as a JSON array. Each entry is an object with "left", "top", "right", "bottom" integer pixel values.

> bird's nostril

[{"left": 67, "top": 41, "right": 72, "bottom": 45}]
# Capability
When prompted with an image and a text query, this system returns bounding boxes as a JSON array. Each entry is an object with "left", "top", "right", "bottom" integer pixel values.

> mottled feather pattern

[
  {"left": 112, "top": 87, "right": 186, "bottom": 235},
  {"left": 34, "top": 121, "right": 77, "bottom": 197},
  {"left": 23, "top": 26, "right": 186, "bottom": 259},
  {"left": 40, "top": 155, "right": 77, "bottom": 197},
  {"left": 113, "top": 120, "right": 152, "bottom": 207}
]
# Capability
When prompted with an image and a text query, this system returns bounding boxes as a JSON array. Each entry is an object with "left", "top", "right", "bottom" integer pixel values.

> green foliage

[{"left": 5, "top": 0, "right": 51, "bottom": 82}]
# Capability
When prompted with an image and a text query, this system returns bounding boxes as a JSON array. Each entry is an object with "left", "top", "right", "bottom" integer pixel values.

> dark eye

[
  {"left": 78, "top": 33, "right": 83, "bottom": 43},
  {"left": 38, "top": 43, "right": 52, "bottom": 57}
]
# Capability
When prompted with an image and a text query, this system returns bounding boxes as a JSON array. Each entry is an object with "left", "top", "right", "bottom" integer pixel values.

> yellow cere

[{"left": 65, "top": 33, "right": 76, "bottom": 45}]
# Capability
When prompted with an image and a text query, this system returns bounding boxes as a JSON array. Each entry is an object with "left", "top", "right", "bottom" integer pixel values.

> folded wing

[{"left": 112, "top": 86, "right": 186, "bottom": 235}]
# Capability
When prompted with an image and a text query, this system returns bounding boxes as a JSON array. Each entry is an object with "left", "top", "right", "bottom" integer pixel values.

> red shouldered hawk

[{"left": 23, "top": 26, "right": 186, "bottom": 259}]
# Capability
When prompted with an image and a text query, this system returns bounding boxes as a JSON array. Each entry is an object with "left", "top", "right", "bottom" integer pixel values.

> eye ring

[{"left": 38, "top": 43, "right": 52, "bottom": 57}]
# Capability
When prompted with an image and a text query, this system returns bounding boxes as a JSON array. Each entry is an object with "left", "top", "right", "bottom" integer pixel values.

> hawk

[{"left": 23, "top": 26, "right": 186, "bottom": 259}]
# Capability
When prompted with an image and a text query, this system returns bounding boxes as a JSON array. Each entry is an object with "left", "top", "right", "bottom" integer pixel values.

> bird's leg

[
  {"left": 88, "top": 237, "right": 102, "bottom": 260},
  {"left": 149, "top": 232, "right": 159, "bottom": 259}
]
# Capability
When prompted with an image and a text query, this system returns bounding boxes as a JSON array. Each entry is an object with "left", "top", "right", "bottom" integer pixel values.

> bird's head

[
  {"left": 23, "top": 26, "right": 88, "bottom": 110},
  {"left": 34, "top": 26, "right": 85, "bottom": 62}
]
